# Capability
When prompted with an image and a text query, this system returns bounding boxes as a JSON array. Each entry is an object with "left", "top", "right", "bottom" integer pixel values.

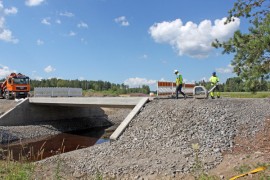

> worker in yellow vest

[
  {"left": 174, "top": 70, "right": 186, "bottom": 99},
  {"left": 209, "top": 72, "right": 220, "bottom": 99}
]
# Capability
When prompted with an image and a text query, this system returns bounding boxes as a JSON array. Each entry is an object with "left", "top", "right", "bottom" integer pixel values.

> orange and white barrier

[{"left": 157, "top": 81, "right": 195, "bottom": 96}]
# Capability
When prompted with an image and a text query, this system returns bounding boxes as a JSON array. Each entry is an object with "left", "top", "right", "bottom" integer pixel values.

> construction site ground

[{"left": 0, "top": 98, "right": 270, "bottom": 179}]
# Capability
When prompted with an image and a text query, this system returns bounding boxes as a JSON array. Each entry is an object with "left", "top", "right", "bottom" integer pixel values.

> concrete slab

[
  {"left": 29, "top": 97, "right": 145, "bottom": 108},
  {"left": 110, "top": 97, "right": 149, "bottom": 140}
]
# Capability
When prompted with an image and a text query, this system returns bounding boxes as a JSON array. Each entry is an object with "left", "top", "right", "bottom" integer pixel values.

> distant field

[{"left": 221, "top": 91, "right": 270, "bottom": 98}]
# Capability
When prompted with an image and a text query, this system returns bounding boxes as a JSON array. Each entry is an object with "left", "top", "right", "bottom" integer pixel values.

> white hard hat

[{"left": 174, "top": 70, "right": 178, "bottom": 74}]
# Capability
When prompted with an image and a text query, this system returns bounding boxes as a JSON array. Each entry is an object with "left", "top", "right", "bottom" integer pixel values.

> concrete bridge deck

[{"left": 29, "top": 97, "right": 145, "bottom": 108}]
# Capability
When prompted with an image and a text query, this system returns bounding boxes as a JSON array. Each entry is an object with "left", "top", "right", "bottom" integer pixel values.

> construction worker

[
  {"left": 174, "top": 70, "right": 186, "bottom": 99},
  {"left": 209, "top": 72, "right": 220, "bottom": 99}
]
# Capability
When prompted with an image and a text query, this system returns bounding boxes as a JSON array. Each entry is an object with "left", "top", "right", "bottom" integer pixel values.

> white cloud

[
  {"left": 149, "top": 17, "right": 240, "bottom": 58},
  {"left": 0, "top": 28, "right": 19, "bottom": 43},
  {"left": 25, "top": 0, "right": 45, "bottom": 6},
  {"left": 140, "top": 54, "right": 148, "bottom": 59},
  {"left": 32, "top": 76, "right": 43, "bottom": 80},
  {"left": 200, "top": 77, "right": 207, "bottom": 82},
  {"left": 37, "top": 39, "right": 44, "bottom": 45},
  {"left": 78, "top": 77, "right": 85, "bottom": 81},
  {"left": 60, "top": 12, "right": 74, "bottom": 17},
  {"left": 4, "top": 7, "right": 18, "bottom": 15},
  {"left": 68, "top": 31, "right": 76, "bottom": 36},
  {"left": 0, "top": 2, "right": 19, "bottom": 44},
  {"left": 0, "top": 64, "right": 16, "bottom": 78},
  {"left": 55, "top": 19, "right": 61, "bottom": 24},
  {"left": 81, "top": 38, "right": 88, "bottom": 44},
  {"left": 159, "top": 78, "right": 167, "bottom": 81},
  {"left": 44, "top": 65, "right": 55, "bottom": 73},
  {"left": 216, "top": 64, "right": 234, "bottom": 74},
  {"left": 77, "top": 21, "right": 88, "bottom": 28},
  {"left": 114, "top": 16, "right": 130, "bottom": 26},
  {"left": 41, "top": 17, "right": 51, "bottom": 25},
  {"left": 124, "top": 77, "right": 156, "bottom": 87},
  {"left": 31, "top": 70, "right": 40, "bottom": 80}
]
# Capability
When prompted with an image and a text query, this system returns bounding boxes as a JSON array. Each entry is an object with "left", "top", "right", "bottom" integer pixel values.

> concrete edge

[
  {"left": 0, "top": 98, "right": 29, "bottom": 119},
  {"left": 110, "top": 97, "right": 149, "bottom": 140}
]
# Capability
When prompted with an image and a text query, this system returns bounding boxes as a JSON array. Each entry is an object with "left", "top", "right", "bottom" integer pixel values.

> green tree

[
  {"left": 212, "top": 0, "right": 270, "bottom": 92},
  {"left": 142, "top": 85, "right": 150, "bottom": 94},
  {"left": 225, "top": 77, "right": 244, "bottom": 92}
]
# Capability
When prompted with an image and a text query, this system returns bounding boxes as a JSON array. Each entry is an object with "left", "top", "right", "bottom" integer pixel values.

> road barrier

[
  {"left": 34, "top": 87, "right": 82, "bottom": 97},
  {"left": 157, "top": 81, "right": 195, "bottom": 96}
]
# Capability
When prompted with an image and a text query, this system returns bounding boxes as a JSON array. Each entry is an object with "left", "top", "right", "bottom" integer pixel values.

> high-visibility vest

[
  {"left": 176, "top": 74, "right": 183, "bottom": 85},
  {"left": 210, "top": 76, "right": 219, "bottom": 85}
]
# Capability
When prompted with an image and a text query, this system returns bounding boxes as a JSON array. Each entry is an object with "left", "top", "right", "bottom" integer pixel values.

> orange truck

[{"left": 0, "top": 73, "right": 30, "bottom": 99}]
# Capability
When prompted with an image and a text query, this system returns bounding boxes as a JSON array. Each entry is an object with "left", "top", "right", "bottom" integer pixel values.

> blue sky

[{"left": 0, "top": 0, "right": 248, "bottom": 90}]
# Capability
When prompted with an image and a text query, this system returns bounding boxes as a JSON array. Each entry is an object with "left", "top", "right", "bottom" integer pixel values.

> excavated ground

[{"left": 31, "top": 98, "right": 270, "bottom": 179}]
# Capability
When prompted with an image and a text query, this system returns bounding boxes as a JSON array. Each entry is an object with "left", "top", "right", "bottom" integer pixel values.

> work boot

[
  {"left": 211, "top": 96, "right": 215, "bottom": 99},
  {"left": 217, "top": 96, "right": 220, "bottom": 98}
]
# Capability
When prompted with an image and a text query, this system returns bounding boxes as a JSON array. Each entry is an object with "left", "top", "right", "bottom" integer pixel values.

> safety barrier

[
  {"left": 34, "top": 87, "right": 82, "bottom": 97},
  {"left": 157, "top": 81, "right": 195, "bottom": 96}
]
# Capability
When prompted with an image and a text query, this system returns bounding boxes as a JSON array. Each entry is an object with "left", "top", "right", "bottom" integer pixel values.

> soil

[{"left": 209, "top": 116, "right": 270, "bottom": 179}]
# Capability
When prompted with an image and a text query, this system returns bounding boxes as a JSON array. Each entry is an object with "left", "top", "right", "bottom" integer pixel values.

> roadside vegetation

[
  {"left": 221, "top": 91, "right": 270, "bottom": 98},
  {"left": 212, "top": 0, "right": 270, "bottom": 93},
  {"left": 30, "top": 78, "right": 151, "bottom": 96},
  {"left": 0, "top": 159, "right": 34, "bottom": 179},
  {"left": 196, "top": 77, "right": 270, "bottom": 93}
]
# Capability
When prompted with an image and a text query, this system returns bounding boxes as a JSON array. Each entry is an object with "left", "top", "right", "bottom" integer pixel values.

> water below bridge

[{"left": 0, "top": 126, "right": 112, "bottom": 162}]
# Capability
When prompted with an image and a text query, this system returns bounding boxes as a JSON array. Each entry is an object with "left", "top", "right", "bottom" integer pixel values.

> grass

[
  {"left": 230, "top": 163, "right": 270, "bottom": 179},
  {"left": 0, "top": 160, "right": 34, "bottom": 180},
  {"left": 221, "top": 91, "right": 270, "bottom": 98},
  {"left": 233, "top": 164, "right": 252, "bottom": 174},
  {"left": 0, "top": 138, "right": 68, "bottom": 180},
  {"left": 191, "top": 143, "right": 219, "bottom": 180}
]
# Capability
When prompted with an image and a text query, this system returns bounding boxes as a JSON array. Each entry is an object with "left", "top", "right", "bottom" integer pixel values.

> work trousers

[
  {"left": 210, "top": 85, "right": 220, "bottom": 97},
  {"left": 176, "top": 84, "right": 185, "bottom": 99}
]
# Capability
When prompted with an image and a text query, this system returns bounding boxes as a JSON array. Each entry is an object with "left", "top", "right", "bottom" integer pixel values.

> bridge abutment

[{"left": 0, "top": 99, "right": 111, "bottom": 126}]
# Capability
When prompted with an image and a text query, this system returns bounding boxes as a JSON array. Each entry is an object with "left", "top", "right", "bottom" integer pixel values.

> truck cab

[{"left": 1, "top": 73, "right": 30, "bottom": 99}]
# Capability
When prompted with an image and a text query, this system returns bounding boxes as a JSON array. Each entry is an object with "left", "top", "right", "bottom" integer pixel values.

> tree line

[
  {"left": 196, "top": 77, "right": 270, "bottom": 92},
  {"left": 29, "top": 78, "right": 151, "bottom": 95}
]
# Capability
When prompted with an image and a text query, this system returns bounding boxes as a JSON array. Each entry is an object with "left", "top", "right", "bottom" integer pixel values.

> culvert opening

[
  {"left": 0, "top": 125, "right": 113, "bottom": 162},
  {"left": 0, "top": 105, "right": 133, "bottom": 162}
]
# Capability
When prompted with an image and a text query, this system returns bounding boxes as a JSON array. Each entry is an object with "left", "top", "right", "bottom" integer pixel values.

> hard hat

[{"left": 174, "top": 70, "right": 178, "bottom": 74}]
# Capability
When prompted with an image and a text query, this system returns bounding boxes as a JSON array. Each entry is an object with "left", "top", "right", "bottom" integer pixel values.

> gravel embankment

[{"left": 35, "top": 98, "right": 270, "bottom": 179}]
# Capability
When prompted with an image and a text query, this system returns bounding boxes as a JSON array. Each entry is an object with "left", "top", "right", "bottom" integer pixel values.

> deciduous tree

[{"left": 212, "top": 0, "right": 270, "bottom": 92}]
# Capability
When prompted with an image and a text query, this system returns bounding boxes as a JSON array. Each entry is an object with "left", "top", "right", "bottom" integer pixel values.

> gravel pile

[{"left": 36, "top": 98, "right": 270, "bottom": 179}]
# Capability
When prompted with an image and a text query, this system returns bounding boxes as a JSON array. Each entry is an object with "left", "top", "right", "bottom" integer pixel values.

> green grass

[
  {"left": 221, "top": 91, "right": 270, "bottom": 98},
  {"left": 233, "top": 164, "right": 252, "bottom": 174},
  {"left": 0, "top": 160, "right": 34, "bottom": 180}
]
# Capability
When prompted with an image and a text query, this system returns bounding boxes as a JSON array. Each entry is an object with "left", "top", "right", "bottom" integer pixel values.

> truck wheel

[{"left": 4, "top": 92, "right": 9, "bottom": 100}]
